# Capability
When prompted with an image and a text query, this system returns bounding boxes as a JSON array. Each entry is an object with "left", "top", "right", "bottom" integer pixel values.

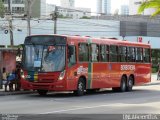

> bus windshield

[{"left": 23, "top": 45, "right": 66, "bottom": 72}]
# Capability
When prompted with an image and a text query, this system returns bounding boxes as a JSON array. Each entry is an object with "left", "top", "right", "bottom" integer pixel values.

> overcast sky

[{"left": 46, "top": 0, "right": 129, "bottom": 13}]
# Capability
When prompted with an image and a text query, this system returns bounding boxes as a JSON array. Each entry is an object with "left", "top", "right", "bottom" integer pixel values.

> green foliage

[
  {"left": 80, "top": 16, "right": 91, "bottom": 19},
  {"left": 57, "top": 14, "right": 71, "bottom": 19},
  {"left": 152, "top": 67, "right": 157, "bottom": 73},
  {"left": 138, "top": 0, "right": 160, "bottom": 17},
  {"left": 0, "top": 0, "right": 4, "bottom": 18}
]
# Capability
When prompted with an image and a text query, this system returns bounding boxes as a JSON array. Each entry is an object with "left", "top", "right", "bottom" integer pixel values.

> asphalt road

[{"left": 0, "top": 84, "right": 160, "bottom": 115}]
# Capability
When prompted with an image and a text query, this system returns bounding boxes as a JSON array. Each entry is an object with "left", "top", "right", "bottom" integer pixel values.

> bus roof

[{"left": 27, "top": 34, "right": 151, "bottom": 48}]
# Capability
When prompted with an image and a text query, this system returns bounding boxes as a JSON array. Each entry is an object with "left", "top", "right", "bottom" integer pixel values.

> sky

[{"left": 46, "top": 0, "right": 129, "bottom": 13}]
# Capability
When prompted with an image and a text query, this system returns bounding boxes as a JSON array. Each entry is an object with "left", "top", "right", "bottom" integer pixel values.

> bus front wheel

[
  {"left": 37, "top": 90, "right": 48, "bottom": 96},
  {"left": 74, "top": 78, "right": 85, "bottom": 96}
]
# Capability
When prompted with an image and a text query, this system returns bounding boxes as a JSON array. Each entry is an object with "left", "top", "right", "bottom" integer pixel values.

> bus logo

[{"left": 77, "top": 66, "right": 88, "bottom": 74}]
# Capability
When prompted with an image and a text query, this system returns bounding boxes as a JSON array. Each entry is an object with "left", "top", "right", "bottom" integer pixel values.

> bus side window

[
  {"left": 136, "top": 47, "right": 143, "bottom": 62},
  {"left": 119, "top": 46, "right": 127, "bottom": 62},
  {"left": 128, "top": 47, "right": 135, "bottom": 62},
  {"left": 68, "top": 45, "right": 76, "bottom": 67},
  {"left": 100, "top": 45, "right": 108, "bottom": 62},
  {"left": 91, "top": 44, "right": 99, "bottom": 62},
  {"left": 143, "top": 48, "right": 150, "bottom": 63},
  {"left": 109, "top": 45, "right": 118, "bottom": 62},
  {"left": 78, "top": 43, "right": 89, "bottom": 62}
]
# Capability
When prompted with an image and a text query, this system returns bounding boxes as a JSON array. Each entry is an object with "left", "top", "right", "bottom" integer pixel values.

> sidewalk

[
  {"left": 148, "top": 73, "right": 160, "bottom": 85},
  {"left": 0, "top": 85, "right": 35, "bottom": 96},
  {"left": 0, "top": 74, "right": 159, "bottom": 96}
]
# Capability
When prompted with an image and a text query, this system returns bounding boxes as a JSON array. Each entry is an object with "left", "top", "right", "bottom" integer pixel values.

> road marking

[
  {"left": 42, "top": 104, "right": 118, "bottom": 114},
  {"left": 42, "top": 101, "right": 160, "bottom": 114}
]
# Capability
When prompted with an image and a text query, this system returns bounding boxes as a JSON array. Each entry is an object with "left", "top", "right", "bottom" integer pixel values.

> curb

[{"left": 0, "top": 91, "right": 35, "bottom": 96}]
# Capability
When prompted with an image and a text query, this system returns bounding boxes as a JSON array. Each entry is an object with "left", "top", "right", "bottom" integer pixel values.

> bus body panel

[{"left": 21, "top": 35, "right": 151, "bottom": 93}]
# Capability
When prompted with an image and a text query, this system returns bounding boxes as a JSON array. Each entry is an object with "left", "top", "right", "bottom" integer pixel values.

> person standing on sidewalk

[
  {"left": 2, "top": 67, "right": 9, "bottom": 91},
  {"left": 157, "top": 63, "right": 160, "bottom": 80},
  {"left": 15, "top": 64, "right": 21, "bottom": 91}
]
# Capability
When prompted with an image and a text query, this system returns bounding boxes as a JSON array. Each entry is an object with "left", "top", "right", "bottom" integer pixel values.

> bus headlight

[{"left": 58, "top": 70, "right": 66, "bottom": 80}]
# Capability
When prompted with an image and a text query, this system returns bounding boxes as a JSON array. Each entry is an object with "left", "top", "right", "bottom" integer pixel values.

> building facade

[
  {"left": 60, "top": 0, "right": 75, "bottom": 8},
  {"left": 0, "top": 18, "right": 160, "bottom": 49},
  {"left": 97, "top": 0, "right": 111, "bottom": 15},
  {"left": 129, "top": 0, "right": 155, "bottom": 15},
  {"left": 2, "top": 0, "right": 48, "bottom": 18},
  {"left": 121, "top": 5, "right": 129, "bottom": 15},
  {"left": 58, "top": 7, "right": 91, "bottom": 19},
  {"left": 102, "top": 0, "right": 111, "bottom": 15},
  {"left": 97, "top": 0, "right": 102, "bottom": 13},
  {"left": 27, "top": 0, "right": 47, "bottom": 18},
  {"left": 2, "top": 0, "right": 25, "bottom": 16},
  {"left": 58, "top": 0, "right": 90, "bottom": 19}
]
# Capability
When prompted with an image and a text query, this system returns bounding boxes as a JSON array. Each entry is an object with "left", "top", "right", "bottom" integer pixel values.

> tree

[
  {"left": 0, "top": 0, "right": 4, "bottom": 18},
  {"left": 138, "top": 0, "right": 160, "bottom": 17}
]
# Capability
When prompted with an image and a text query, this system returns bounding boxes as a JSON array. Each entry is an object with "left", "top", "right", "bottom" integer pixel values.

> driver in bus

[{"left": 42, "top": 46, "right": 65, "bottom": 72}]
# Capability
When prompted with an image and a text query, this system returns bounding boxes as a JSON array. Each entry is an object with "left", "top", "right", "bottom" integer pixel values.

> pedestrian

[
  {"left": 2, "top": 67, "right": 9, "bottom": 92},
  {"left": 15, "top": 64, "right": 21, "bottom": 91},
  {"left": 7, "top": 70, "right": 16, "bottom": 91},
  {"left": 157, "top": 63, "right": 160, "bottom": 80}
]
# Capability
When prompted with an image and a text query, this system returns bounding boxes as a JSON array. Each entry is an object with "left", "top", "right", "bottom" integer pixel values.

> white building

[
  {"left": 2, "top": 0, "right": 49, "bottom": 18},
  {"left": 3, "top": 0, "right": 25, "bottom": 16},
  {"left": 121, "top": 5, "right": 129, "bottom": 15},
  {"left": 46, "top": 4, "right": 55, "bottom": 16},
  {"left": 58, "top": 0, "right": 90, "bottom": 19},
  {"left": 44, "top": 3, "right": 91, "bottom": 19},
  {"left": 129, "top": 0, "right": 155, "bottom": 15},
  {"left": 97, "top": 0, "right": 102, "bottom": 13},
  {"left": 0, "top": 19, "right": 159, "bottom": 49},
  {"left": 58, "top": 7, "right": 91, "bottom": 19},
  {"left": 60, "top": 0, "right": 75, "bottom": 8},
  {"left": 40, "top": 0, "right": 47, "bottom": 18},
  {"left": 97, "top": 0, "right": 111, "bottom": 15},
  {"left": 102, "top": 0, "right": 111, "bottom": 14}
]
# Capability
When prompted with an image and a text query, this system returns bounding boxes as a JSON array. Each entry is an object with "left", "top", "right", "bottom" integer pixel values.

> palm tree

[{"left": 138, "top": 0, "right": 160, "bottom": 17}]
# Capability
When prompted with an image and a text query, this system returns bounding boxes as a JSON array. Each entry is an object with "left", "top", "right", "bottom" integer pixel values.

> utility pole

[
  {"left": 7, "top": 0, "right": 14, "bottom": 47},
  {"left": 51, "top": 6, "right": 58, "bottom": 34},
  {"left": 26, "top": 0, "right": 32, "bottom": 36}
]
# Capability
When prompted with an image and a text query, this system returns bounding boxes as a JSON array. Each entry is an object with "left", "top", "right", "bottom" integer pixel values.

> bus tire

[
  {"left": 74, "top": 78, "right": 85, "bottom": 96},
  {"left": 127, "top": 76, "right": 134, "bottom": 91},
  {"left": 37, "top": 90, "right": 48, "bottom": 96},
  {"left": 120, "top": 76, "right": 127, "bottom": 92}
]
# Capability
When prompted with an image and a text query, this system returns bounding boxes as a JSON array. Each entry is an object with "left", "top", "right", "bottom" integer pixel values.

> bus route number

[{"left": 121, "top": 65, "right": 135, "bottom": 71}]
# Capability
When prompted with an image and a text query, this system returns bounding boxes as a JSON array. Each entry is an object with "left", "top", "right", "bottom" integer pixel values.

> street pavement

[
  {"left": 0, "top": 73, "right": 159, "bottom": 120},
  {"left": 0, "top": 73, "right": 159, "bottom": 96}
]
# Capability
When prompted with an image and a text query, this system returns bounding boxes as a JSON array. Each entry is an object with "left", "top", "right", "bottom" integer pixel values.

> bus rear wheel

[
  {"left": 112, "top": 76, "right": 127, "bottom": 92},
  {"left": 127, "top": 76, "right": 134, "bottom": 91},
  {"left": 120, "top": 76, "right": 127, "bottom": 92},
  {"left": 37, "top": 90, "right": 48, "bottom": 96},
  {"left": 74, "top": 78, "right": 85, "bottom": 96}
]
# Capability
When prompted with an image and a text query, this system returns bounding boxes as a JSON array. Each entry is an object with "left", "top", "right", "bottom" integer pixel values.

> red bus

[{"left": 21, "top": 35, "right": 151, "bottom": 96}]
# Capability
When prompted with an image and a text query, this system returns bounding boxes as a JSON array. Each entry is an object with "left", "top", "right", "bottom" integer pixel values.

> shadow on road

[{"left": 28, "top": 87, "right": 160, "bottom": 100}]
